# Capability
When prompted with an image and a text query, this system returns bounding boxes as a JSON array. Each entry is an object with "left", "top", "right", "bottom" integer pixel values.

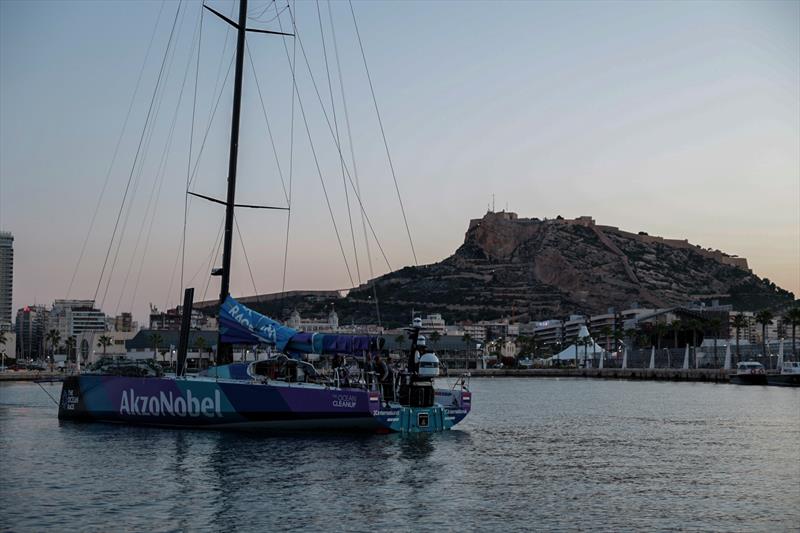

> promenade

[{"left": 456, "top": 367, "right": 732, "bottom": 383}]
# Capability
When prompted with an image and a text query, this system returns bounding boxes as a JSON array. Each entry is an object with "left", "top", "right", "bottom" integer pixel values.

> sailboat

[{"left": 57, "top": 0, "right": 471, "bottom": 433}]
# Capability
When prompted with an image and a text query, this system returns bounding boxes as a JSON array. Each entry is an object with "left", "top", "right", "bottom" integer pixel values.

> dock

[
  {"left": 454, "top": 368, "right": 732, "bottom": 383},
  {"left": 0, "top": 371, "right": 65, "bottom": 382}
]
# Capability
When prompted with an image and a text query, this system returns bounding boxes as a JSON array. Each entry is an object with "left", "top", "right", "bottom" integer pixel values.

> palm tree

[
  {"left": 194, "top": 336, "right": 208, "bottom": 369},
  {"left": 45, "top": 329, "right": 61, "bottom": 357},
  {"left": 670, "top": 320, "right": 682, "bottom": 349},
  {"left": 783, "top": 307, "right": 800, "bottom": 358},
  {"left": 97, "top": 335, "right": 113, "bottom": 356},
  {"left": 65, "top": 336, "right": 76, "bottom": 364},
  {"left": 731, "top": 315, "right": 748, "bottom": 364},
  {"left": 394, "top": 333, "right": 406, "bottom": 348},
  {"left": 655, "top": 322, "right": 668, "bottom": 351},
  {"left": 150, "top": 333, "right": 164, "bottom": 362},
  {"left": 708, "top": 318, "right": 722, "bottom": 367},
  {"left": 754, "top": 310, "right": 774, "bottom": 367},
  {"left": 599, "top": 325, "right": 613, "bottom": 352}
]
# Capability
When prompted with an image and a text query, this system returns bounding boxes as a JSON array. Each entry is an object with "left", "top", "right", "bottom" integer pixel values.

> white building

[
  {"left": 286, "top": 308, "right": 339, "bottom": 332},
  {"left": 1, "top": 331, "right": 15, "bottom": 364},
  {"left": 420, "top": 314, "right": 446, "bottom": 335},
  {"left": 49, "top": 300, "right": 106, "bottom": 339}
]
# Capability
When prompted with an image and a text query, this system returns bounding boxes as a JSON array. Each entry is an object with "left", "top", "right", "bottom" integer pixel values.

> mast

[{"left": 217, "top": 0, "right": 249, "bottom": 365}]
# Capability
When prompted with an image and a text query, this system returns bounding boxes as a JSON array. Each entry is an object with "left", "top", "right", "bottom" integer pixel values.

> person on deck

[{"left": 374, "top": 355, "right": 392, "bottom": 402}]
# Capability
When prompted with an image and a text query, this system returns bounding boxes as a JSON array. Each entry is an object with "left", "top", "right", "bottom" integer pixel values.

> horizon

[{"left": 1, "top": 0, "right": 798, "bottom": 325}]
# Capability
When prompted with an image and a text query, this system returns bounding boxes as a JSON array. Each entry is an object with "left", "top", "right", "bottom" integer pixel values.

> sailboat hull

[{"left": 58, "top": 375, "right": 469, "bottom": 433}]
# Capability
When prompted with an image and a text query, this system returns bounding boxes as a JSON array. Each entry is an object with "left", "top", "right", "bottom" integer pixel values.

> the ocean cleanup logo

[
  {"left": 332, "top": 394, "right": 357, "bottom": 408},
  {"left": 119, "top": 389, "right": 223, "bottom": 417},
  {"left": 228, "top": 303, "right": 277, "bottom": 343}
]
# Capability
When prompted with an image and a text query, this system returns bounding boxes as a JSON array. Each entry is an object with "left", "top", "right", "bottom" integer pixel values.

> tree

[
  {"left": 97, "top": 335, "right": 113, "bottom": 356},
  {"left": 599, "top": 325, "right": 613, "bottom": 352},
  {"left": 394, "top": 333, "right": 406, "bottom": 349},
  {"left": 670, "top": 320, "right": 683, "bottom": 349},
  {"left": 194, "top": 336, "right": 208, "bottom": 368},
  {"left": 685, "top": 319, "right": 701, "bottom": 368},
  {"left": 731, "top": 315, "right": 748, "bottom": 365},
  {"left": 655, "top": 322, "right": 668, "bottom": 351},
  {"left": 708, "top": 318, "right": 722, "bottom": 367},
  {"left": 754, "top": 310, "right": 774, "bottom": 367},
  {"left": 429, "top": 331, "right": 441, "bottom": 350},
  {"left": 150, "top": 333, "right": 164, "bottom": 362},
  {"left": 65, "top": 336, "right": 76, "bottom": 364},
  {"left": 783, "top": 307, "right": 800, "bottom": 358},
  {"left": 45, "top": 329, "right": 61, "bottom": 357}
]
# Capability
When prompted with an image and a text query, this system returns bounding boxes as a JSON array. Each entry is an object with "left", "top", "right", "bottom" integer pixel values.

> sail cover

[
  {"left": 219, "top": 296, "right": 381, "bottom": 355},
  {"left": 219, "top": 295, "right": 297, "bottom": 350}
]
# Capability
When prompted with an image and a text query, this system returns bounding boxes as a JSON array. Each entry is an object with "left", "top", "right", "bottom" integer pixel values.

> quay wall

[{"left": 456, "top": 368, "right": 732, "bottom": 383}]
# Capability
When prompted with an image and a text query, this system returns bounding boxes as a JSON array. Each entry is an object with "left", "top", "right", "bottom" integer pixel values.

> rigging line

[
  {"left": 244, "top": 41, "right": 289, "bottom": 206},
  {"left": 119, "top": 7, "right": 203, "bottom": 314},
  {"left": 202, "top": 220, "right": 225, "bottom": 302},
  {"left": 327, "top": 0, "right": 380, "bottom": 325},
  {"left": 66, "top": 0, "right": 167, "bottom": 300},
  {"left": 284, "top": 6, "right": 393, "bottom": 273},
  {"left": 234, "top": 217, "right": 260, "bottom": 301},
  {"left": 101, "top": 0, "right": 192, "bottom": 310},
  {"left": 93, "top": 0, "right": 184, "bottom": 306},
  {"left": 348, "top": 0, "right": 417, "bottom": 266},
  {"left": 182, "top": 1, "right": 204, "bottom": 300},
  {"left": 280, "top": 0, "right": 297, "bottom": 299},
  {"left": 187, "top": 54, "right": 234, "bottom": 188},
  {"left": 316, "top": 0, "right": 360, "bottom": 285},
  {"left": 277, "top": 6, "right": 354, "bottom": 287},
  {"left": 186, "top": 217, "right": 224, "bottom": 288}
]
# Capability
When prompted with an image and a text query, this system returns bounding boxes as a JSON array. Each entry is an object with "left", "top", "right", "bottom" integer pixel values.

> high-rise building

[
  {"left": 48, "top": 299, "right": 106, "bottom": 338},
  {"left": 15, "top": 305, "right": 48, "bottom": 359},
  {"left": 0, "top": 232, "right": 13, "bottom": 331}
]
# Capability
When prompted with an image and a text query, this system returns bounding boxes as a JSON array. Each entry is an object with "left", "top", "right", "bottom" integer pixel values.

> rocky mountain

[{"left": 245, "top": 212, "right": 794, "bottom": 326}]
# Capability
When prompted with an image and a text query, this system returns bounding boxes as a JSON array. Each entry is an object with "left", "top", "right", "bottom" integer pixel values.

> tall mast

[{"left": 218, "top": 0, "right": 249, "bottom": 364}]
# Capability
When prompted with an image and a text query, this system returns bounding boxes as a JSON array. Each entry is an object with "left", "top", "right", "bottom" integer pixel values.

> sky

[{"left": 1, "top": 0, "right": 798, "bottom": 325}]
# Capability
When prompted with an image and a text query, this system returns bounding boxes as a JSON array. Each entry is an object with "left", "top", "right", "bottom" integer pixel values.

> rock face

[{"left": 250, "top": 212, "right": 793, "bottom": 326}]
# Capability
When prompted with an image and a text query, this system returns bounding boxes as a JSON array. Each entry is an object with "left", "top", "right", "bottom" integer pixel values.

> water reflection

[{"left": 1, "top": 380, "right": 798, "bottom": 532}]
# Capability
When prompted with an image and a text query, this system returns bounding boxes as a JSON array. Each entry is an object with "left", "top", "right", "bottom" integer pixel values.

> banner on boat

[{"left": 219, "top": 295, "right": 297, "bottom": 349}]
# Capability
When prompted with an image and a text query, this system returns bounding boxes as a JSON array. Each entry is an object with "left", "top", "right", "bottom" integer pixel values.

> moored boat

[
  {"left": 730, "top": 361, "right": 767, "bottom": 385},
  {"left": 766, "top": 361, "right": 800, "bottom": 387}
]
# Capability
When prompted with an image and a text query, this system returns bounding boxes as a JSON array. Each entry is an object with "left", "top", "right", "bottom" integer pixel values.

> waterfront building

[
  {"left": 420, "top": 313, "right": 446, "bottom": 335},
  {"left": 531, "top": 319, "right": 564, "bottom": 347},
  {"left": 0, "top": 331, "right": 15, "bottom": 363},
  {"left": 48, "top": 300, "right": 106, "bottom": 338},
  {"left": 76, "top": 330, "right": 137, "bottom": 364},
  {"left": 15, "top": 305, "right": 48, "bottom": 359},
  {"left": 0, "top": 231, "right": 13, "bottom": 330},
  {"left": 461, "top": 323, "right": 487, "bottom": 342},
  {"left": 125, "top": 329, "right": 218, "bottom": 368},
  {"left": 149, "top": 305, "right": 216, "bottom": 331},
  {"left": 286, "top": 308, "right": 339, "bottom": 332},
  {"left": 111, "top": 312, "right": 137, "bottom": 332}
]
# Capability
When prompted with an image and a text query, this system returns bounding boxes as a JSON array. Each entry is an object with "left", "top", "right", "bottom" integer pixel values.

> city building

[
  {"left": 15, "top": 305, "right": 48, "bottom": 359},
  {"left": 149, "top": 305, "right": 217, "bottom": 331},
  {"left": 419, "top": 313, "right": 446, "bottom": 335},
  {"left": 48, "top": 300, "right": 106, "bottom": 338},
  {"left": 0, "top": 232, "right": 13, "bottom": 330},
  {"left": 112, "top": 312, "right": 137, "bottom": 332},
  {"left": 286, "top": 308, "right": 339, "bottom": 332},
  {"left": 76, "top": 330, "right": 137, "bottom": 364},
  {"left": 0, "top": 331, "right": 15, "bottom": 364}
]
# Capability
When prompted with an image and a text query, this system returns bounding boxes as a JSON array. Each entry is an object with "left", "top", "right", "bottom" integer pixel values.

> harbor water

[{"left": 1, "top": 378, "right": 798, "bottom": 532}]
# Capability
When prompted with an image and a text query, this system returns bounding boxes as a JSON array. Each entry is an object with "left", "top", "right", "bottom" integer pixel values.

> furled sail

[
  {"left": 219, "top": 296, "right": 383, "bottom": 355},
  {"left": 219, "top": 295, "right": 297, "bottom": 349}
]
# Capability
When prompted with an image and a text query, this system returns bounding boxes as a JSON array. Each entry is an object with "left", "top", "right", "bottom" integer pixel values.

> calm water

[{"left": 1, "top": 378, "right": 798, "bottom": 532}]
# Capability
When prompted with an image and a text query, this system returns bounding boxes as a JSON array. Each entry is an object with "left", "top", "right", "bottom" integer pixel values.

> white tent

[{"left": 550, "top": 339, "right": 608, "bottom": 361}]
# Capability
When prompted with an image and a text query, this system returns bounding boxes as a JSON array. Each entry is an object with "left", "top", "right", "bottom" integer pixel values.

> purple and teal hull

[{"left": 58, "top": 375, "right": 471, "bottom": 433}]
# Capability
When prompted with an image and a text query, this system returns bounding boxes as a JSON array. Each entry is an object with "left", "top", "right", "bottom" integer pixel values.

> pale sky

[{"left": 1, "top": 0, "right": 798, "bottom": 324}]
